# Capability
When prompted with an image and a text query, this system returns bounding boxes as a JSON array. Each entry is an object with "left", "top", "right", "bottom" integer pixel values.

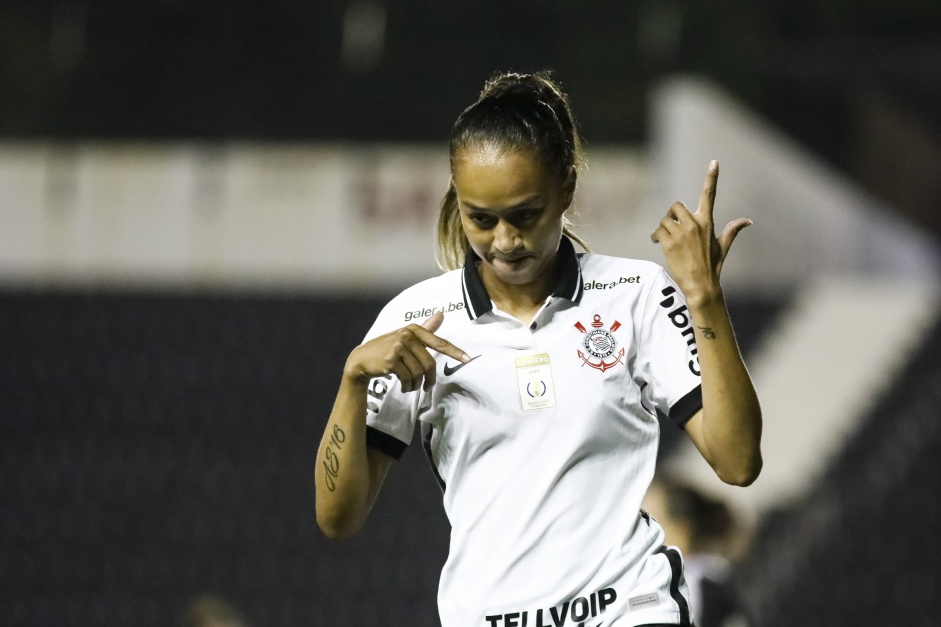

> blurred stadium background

[{"left": 1, "top": 2, "right": 940, "bottom": 625}]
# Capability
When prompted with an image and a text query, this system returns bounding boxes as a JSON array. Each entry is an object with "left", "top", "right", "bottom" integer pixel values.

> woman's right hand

[{"left": 343, "top": 311, "right": 470, "bottom": 393}]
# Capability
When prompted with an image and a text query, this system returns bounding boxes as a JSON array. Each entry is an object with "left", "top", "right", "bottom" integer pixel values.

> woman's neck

[{"left": 479, "top": 263, "right": 558, "bottom": 325}]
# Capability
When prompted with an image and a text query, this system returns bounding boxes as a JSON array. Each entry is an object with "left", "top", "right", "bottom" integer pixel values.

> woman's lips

[{"left": 491, "top": 254, "right": 530, "bottom": 268}]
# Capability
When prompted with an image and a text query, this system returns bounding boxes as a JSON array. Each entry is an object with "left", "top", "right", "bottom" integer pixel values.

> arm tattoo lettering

[
  {"left": 698, "top": 326, "right": 716, "bottom": 340},
  {"left": 322, "top": 425, "right": 346, "bottom": 492},
  {"left": 323, "top": 448, "right": 339, "bottom": 491},
  {"left": 329, "top": 424, "right": 346, "bottom": 448}
]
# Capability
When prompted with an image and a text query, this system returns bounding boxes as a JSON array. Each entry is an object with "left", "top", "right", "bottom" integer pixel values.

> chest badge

[
  {"left": 574, "top": 314, "right": 625, "bottom": 372},
  {"left": 515, "top": 353, "right": 557, "bottom": 411}
]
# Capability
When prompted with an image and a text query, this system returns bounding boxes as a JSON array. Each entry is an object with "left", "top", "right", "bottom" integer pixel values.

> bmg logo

[{"left": 658, "top": 286, "right": 700, "bottom": 376}]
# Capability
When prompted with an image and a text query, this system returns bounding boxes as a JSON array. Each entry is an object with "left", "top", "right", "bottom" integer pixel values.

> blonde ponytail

[{"left": 435, "top": 182, "right": 470, "bottom": 271}]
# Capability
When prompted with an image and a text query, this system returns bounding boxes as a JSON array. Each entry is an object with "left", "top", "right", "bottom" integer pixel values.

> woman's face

[{"left": 452, "top": 145, "right": 574, "bottom": 288}]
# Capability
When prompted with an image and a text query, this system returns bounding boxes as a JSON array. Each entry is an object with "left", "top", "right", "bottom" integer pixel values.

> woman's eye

[
  {"left": 514, "top": 209, "right": 541, "bottom": 224},
  {"left": 469, "top": 215, "right": 496, "bottom": 228}
]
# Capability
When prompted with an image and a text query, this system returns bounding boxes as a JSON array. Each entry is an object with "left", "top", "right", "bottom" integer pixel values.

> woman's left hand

[
  {"left": 650, "top": 160, "right": 751, "bottom": 304},
  {"left": 651, "top": 160, "right": 763, "bottom": 486}
]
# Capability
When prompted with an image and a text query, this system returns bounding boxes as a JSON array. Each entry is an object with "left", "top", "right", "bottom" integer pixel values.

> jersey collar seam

[{"left": 460, "top": 236, "right": 583, "bottom": 320}]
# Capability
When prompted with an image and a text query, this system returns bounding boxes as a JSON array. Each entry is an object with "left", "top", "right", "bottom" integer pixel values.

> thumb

[
  {"left": 718, "top": 218, "right": 752, "bottom": 256},
  {"left": 421, "top": 310, "right": 445, "bottom": 333}
]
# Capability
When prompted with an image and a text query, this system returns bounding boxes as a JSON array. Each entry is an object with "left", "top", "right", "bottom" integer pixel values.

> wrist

[
  {"left": 683, "top": 285, "right": 725, "bottom": 312},
  {"left": 341, "top": 357, "right": 372, "bottom": 389}
]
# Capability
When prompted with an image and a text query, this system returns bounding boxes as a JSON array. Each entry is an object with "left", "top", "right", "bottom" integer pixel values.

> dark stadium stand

[
  {"left": 0, "top": 290, "right": 444, "bottom": 626},
  {"left": 0, "top": 288, "right": 788, "bottom": 626},
  {"left": 740, "top": 312, "right": 941, "bottom": 627}
]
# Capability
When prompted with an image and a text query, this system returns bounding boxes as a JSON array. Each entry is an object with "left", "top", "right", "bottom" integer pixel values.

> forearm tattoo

[
  {"left": 697, "top": 326, "right": 716, "bottom": 340},
  {"left": 322, "top": 424, "right": 346, "bottom": 492}
]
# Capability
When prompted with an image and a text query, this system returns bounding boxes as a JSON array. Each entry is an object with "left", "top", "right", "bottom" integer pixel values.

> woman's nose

[{"left": 493, "top": 220, "right": 522, "bottom": 252}]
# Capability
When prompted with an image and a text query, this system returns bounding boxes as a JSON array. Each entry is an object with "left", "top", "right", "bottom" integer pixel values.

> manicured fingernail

[{"left": 461, "top": 353, "right": 471, "bottom": 363}]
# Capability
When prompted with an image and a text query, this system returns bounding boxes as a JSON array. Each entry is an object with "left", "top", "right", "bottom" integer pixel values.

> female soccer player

[{"left": 316, "top": 71, "right": 762, "bottom": 627}]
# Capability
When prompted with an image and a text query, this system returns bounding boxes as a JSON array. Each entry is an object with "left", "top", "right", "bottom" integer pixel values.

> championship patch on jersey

[
  {"left": 574, "top": 314, "right": 625, "bottom": 372},
  {"left": 515, "top": 353, "right": 556, "bottom": 411}
]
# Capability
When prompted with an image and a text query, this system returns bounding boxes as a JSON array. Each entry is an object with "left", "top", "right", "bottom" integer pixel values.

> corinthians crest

[{"left": 574, "top": 314, "right": 625, "bottom": 372}]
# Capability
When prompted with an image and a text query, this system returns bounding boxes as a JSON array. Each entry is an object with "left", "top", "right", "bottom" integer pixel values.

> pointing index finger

[
  {"left": 697, "top": 160, "right": 719, "bottom": 222},
  {"left": 413, "top": 322, "right": 471, "bottom": 363}
]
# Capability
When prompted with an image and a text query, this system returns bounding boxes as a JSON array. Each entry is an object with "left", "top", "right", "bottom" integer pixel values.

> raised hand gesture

[
  {"left": 343, "top": 311, "right": 470, "bottom": 393},
  {"left": 650, "top": 160, "right": 751, "bottom": 304}
]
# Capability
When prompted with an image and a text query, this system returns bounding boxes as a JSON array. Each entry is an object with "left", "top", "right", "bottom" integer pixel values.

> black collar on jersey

[{"left": 460, "top": 236, "right": 584, "bottom": 320}]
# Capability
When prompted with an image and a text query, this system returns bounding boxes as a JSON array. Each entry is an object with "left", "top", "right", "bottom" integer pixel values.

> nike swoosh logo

[{"left": 443, "top": 355, "right": 480, "bottom": 376}]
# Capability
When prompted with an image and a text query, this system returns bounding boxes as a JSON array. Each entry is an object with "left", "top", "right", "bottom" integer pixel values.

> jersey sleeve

[
  {"left": 359, "top": 299, "right": 419, "bottom": 460},
  {"left": 634, "top": 268, "right": 703, "bottom": 428}
]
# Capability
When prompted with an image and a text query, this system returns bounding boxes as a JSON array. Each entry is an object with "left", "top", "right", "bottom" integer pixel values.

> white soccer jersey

[{"left": 363, "top": 238, "right": 701, "bottom": 627}]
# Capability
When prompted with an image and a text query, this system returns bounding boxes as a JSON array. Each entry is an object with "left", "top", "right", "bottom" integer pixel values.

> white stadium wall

[
  {"left": 1, "top": 83, "right": 938, "bottom": 292},
  {"left": 0, "top": 142, "right": 656, "bottom": 292},
  {"left": 0, "top": 143, "right": 449, "bottom": 291},
  {"left": 650, "top": 76, "right": 941, "bottom": 287}
]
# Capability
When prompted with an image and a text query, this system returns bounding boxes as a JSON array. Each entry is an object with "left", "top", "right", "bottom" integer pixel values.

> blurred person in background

[
  {"left": 315, "top": 70, "right": 762, "bottom": 627},
  {"left": 182, "top": 594, "right": 249, "bottom": 627},
  {"left": 643, "top": 477, "right": 755, "bottom": 627}
]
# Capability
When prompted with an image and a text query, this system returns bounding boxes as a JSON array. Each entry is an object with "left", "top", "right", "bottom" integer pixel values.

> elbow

[
  {"left": 316, "top": 508, "right": 363, "bottom": 541},
  {"left": 316, "top": 511, "right": 347, "bottom": 540},
  {"left": 716, "top": 453, "right": 762, "bottom": 487},
  {"left": 318, "top": 522, "right": 356, "bottom": 541},
  {"left": 316, "top": 498, "right": 364, "bottom": 540}
]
